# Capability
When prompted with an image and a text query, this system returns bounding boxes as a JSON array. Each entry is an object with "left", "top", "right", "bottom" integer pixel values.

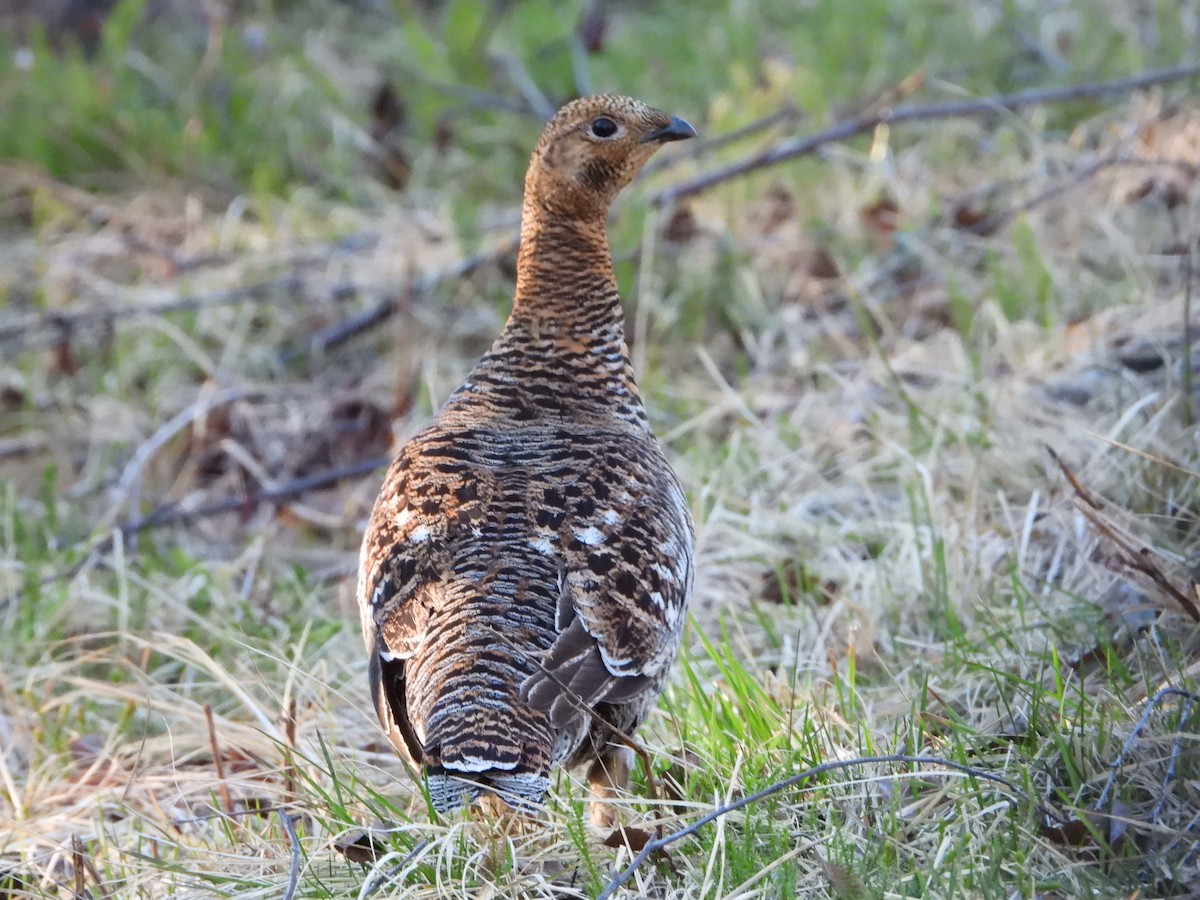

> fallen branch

[
  {"left": 1096, "top": 686, "right": 1200, "bottom": 812},
  {"left": 0, "top": 278, "right": 305, "bottom": 354},
  {"left": 0, "top": 456, "right": 389, "bottom": 613},
  {"left": 286, "top": 236, "right": 520, "bottom": 362},
  {"left": 596, "top": 753, "right": 1061, "bottom": 900},
  {"left": 278, "top": 810, "right": 302, "bottom": 900},
  {"left": 653, "top": 62, "right": 1200, "bottom": 206},
  {"left": 1048, "top": 446, "right": 1200, "bottom": 622},
  {"left": 108, "top": 455, "right": 389, "bottom": 541}
]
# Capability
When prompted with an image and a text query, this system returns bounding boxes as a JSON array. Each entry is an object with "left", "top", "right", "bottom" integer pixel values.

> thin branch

[
  {"left": 961, "top": 156, "right": 1198, "bottom": 236},
  {"left": 1178, "top": 205, "right": 1195, "bottom": 428},
  {"left": 360, "top": 838, "right": 431, "bottom": 899},
  {"left": 1096, "top": 687, "right": 1200, "bottom": 811},
  {"left": 286, "top": 237, "right": 519, "bottom": 362},
  {"left": 653, "top": 62, "right": 1200, "bottom": 206},
  {"left": 93, "top": 388, "right": 251, "bottom": 536},
  {"left": 596, "top": 753, "right": 1059, "bottom": 900},
  {"left": 1048, "top": 447, "right": 1200, "bottom": 621},
  {"left": 107, "top": 455, "right": 389, "bottom": 541},
  {"left": 1, "top": 456, "right": 388, "bottom": 612},
  {"left": 277, "top": 811, "right": 302, "bottom": 900},
  {"left": 0, "top": 278, "right": 305, "bottom": 354},
  {"left": 1150, "top": 693, "right": 1194, "bottom": 824}
]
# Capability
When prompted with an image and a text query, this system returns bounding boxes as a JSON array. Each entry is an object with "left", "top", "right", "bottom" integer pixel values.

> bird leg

[{"left": 587, "top": 744, "right": 633, "bottom": 829}]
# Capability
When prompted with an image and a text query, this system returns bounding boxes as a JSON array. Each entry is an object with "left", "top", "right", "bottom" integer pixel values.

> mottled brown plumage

[{"left": 357, "top": 95, "right": 696, "bottom": 818}]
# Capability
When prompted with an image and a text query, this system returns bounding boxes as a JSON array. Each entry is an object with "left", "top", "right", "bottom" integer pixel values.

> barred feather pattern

[{"left": 358, "top": 95, "right": 696, "bottom": 814}]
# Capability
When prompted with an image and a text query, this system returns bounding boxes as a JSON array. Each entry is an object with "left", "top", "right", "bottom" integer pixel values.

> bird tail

[
  {"left": 419, "top": 676, "right": 556, "bottom": 815},
  {"left": 425, "top": 765, "right": 549, "bottom": 814}
]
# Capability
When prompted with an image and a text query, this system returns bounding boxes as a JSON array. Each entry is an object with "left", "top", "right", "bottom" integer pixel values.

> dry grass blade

[{"left": 204, "top": 703, "right": 235, "bottom": 816}]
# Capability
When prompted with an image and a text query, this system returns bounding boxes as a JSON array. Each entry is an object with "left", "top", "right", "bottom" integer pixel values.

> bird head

[{"left": 524, "top": 94, "right": 696, "bottom": 221}]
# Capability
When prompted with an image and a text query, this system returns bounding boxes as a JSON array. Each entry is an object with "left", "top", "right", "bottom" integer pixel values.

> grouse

[{"left": 357, "top": 95, "right": 696, "bottom": 821}]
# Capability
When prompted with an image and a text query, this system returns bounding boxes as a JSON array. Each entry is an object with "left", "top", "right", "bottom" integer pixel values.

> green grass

[{"left": 3, "top": 0, "right": 1200, "bottom": 896}]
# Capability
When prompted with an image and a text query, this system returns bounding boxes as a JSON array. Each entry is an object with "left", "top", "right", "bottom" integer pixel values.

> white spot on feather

[
  {"left": 575, "top": 526, "right": 605, "bottom": 546},
  {"left": 601, "top": 509, "right": 621, "bottom": 526},
  {"left": 529, "top": 535, "right": 555, "bottom": 556},
  {"left": 393, "top": 506, "right": 413, "bottom": 528},
  {"left": 408, "top": 524, "right": 431, "bottom": 543}
]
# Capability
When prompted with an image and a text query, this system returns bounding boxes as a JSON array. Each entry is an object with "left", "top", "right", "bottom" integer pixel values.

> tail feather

[{"left": 426, "top": 767, "right": 549, "bottom": 814}]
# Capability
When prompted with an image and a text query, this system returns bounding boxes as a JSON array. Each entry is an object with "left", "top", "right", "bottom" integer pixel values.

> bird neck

[
  {"left": 439, "top": 200, "right": 648, "bottom": 428},
  {"left": 510, "top": 203, "right": 621, "bottom": 331}
]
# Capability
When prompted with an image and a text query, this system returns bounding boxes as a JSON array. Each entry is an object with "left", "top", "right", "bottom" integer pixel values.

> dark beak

[{"left": 641, "top": 116, "right": 697, "bottom": 144}]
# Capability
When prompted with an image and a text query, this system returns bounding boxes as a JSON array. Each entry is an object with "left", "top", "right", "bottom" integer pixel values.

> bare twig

[
  {"left": 1, "top": 456, "right": 388, "bottom": 613},
  {"left": 653, "top": 63, "right": 1200, "bottom": 206},
  {"left": 1150, "top": 693, "right": 1194, "bottom": 824},
  {"left": 277, "top": 810, "right": 302, "bottom": 900},
  {"left": 492, "top": 52, "right": 556, "bottom": 121},
  {"left": 596, "top": 753, "right": 1060, "bottom": 900},
  {"left": 93, "top": 387, "right": 250, "bottom": 536},
  {"left": 1048, "top": 447, "right": 1200, "bottom": 621},
  {"left": 0, "top": 278, "right": 305, "bottom": 354},
  {"left": 70, "top": 835, "right": 87, "bottom": 900},
  {"left": 288, "top": 237, "right": 519, "bottom": 362},
  {"left": 107, "top": 455, "right": 388, "bottom": 542},
  {"left": 204, "top": 704, "right": 235, "bottom": 815},
  {"left": 1096, "top": 687, "right": 1200, "bottom": 811},
  {"left": 963, "top": 156, "right": 1199, "bottom": 236},
  {"left": 1177, "top": 206, "right": 1195, "bottom": 428},
  {"left": 361, "top": 838, "right": 431, "bottom": 899}
]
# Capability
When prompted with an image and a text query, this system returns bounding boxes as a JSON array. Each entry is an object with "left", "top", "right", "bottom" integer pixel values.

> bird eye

[{"left": 589, "top": 117, "right": 619, "bottom": 138}]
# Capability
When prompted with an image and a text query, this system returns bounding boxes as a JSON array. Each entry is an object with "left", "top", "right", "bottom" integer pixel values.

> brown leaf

[
  {"left": 952, "top": 204, "right": 998, "bottom": 236},
  {"left": 662, "top": 205, "right": 698, "bottom": 244},
  {"left": 335, "top": 830, "right": 388, "bottom": 864},
  {"left": 51, "top": 336, "right": 80, "bottom": 377},
  {"left": 860, "top": 197, "right": 899, "bottom": 241},
  {"left": 290, "top": 397, "right": 391, "bottom": 478},
  {"left": 602, "top": 825, "right": 658, "bottom": 852},
  {"left": 577, "top": 1, "right": 608, "bottom": 54},
  {"left": 762, "top": 561, "right": 839, "bottom": 606},
  {"left": 1041, "top": 815, "right": 1099, "bottom": 848},
  {"left": 370, "top": 82, "right": 407, "bottom": 141},
  {"left": 370, "top": 81, "right": 411, "bottom": 190},
  {"left": 805, "top": 246, "right": 841, "bottom": 280},
  {"left": 433, "top": 114, "right": 455, "bottom": 153},
  {"left": 0, "top": 384, "right": 26, "bottom": 412},
  {"left": 821, "top": 857, "right": 870, "bottom": 899}
]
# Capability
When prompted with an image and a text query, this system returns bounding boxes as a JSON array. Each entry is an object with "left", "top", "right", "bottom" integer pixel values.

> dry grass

[{"left": 3, "top": 4, "right": 1200, "bottom": 897}]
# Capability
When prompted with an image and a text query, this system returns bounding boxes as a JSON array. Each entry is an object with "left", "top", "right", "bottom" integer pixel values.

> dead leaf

[
  {"left": 335, "top": 830, "right": 388, "bottom": 864},
  {"left": 761, "top": 561, "right": 839, "bottom": 606},
  {"left": 860, "top": 196, "right": 899, "bottom": 249},
  {"left": 370, "top": 81, "right": 411, "bottom": 190},
  {"left": 820, "top": 856, "right": 870, "bottom": 899},
  {"left": 578, "top": 1, "right": 608, "bottom": 54},
  {"left": 662, "top": 205, "right": 698, "bottom": 244},
  {"left": 602, "top": 826, "right": 658, "bottom": 852}
]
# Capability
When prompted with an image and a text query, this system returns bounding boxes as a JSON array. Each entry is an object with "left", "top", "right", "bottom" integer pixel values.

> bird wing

[
  {"left": 521, "top": 441, "right": 694, "bottom": 729},
  {"left": 357, "top": 430, "right": 496, "bottom": 762}
]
